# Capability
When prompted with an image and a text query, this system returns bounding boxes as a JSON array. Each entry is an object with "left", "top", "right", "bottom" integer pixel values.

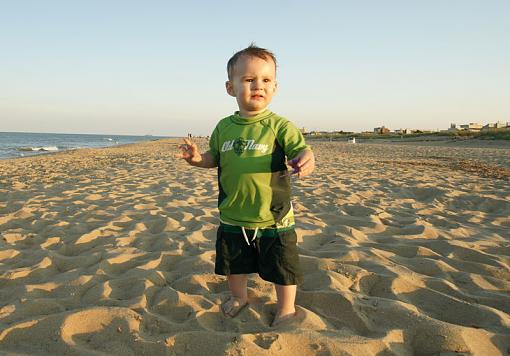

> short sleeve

[
  {"left": 209, "top": 126, "right": 220, "bottom": 162},
  {"left": 277, "top": 120, "right": 310, "bottom": 159}
]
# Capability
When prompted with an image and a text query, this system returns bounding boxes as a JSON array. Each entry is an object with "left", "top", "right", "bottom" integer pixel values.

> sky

[{"left": 1, "top": 0, "right": 509, "bottom": 136}]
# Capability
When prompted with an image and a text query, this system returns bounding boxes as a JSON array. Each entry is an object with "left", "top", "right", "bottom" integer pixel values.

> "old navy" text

[{"left": 221, "top": 139, "right": 270, "bottom": 154}]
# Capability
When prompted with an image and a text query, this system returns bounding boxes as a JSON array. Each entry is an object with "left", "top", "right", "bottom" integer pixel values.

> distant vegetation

[
  {"left": 305, "top": 128, "right": 510, "bottom": 140},
  {"left": 477, "top": 128, "right": 510, "bottom": 140}
]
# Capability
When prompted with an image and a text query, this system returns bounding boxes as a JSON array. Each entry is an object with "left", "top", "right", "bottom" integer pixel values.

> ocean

[{"left": 0, "top": 132, "right": 172, "bottom": 160}]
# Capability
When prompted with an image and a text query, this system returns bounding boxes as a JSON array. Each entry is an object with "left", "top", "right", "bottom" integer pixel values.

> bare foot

[
  {"left": 221, "top": 296, "right": 248, "bottom": 318},
  {"left": 271, "top": 310, "right": 297, "bottom": 327}
]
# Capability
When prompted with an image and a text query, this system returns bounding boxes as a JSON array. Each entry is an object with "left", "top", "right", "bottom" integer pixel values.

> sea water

[{"left": 0, "top": 132, "right": 171, "bottom": 159}]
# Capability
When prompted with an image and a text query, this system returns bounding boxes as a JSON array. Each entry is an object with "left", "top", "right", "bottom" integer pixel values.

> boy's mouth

[{"left": 251, "top": 95, "right": 264, "bottom": 100}]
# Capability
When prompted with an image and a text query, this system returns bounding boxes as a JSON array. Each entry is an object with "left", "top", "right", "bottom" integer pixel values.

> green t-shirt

[{"left": 209, "top": 109, "right": 309, "bottom": 228}]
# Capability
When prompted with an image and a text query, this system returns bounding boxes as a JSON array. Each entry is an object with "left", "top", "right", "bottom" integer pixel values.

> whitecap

[{"left": 17, "top": 146, "right": 59, "bottom": 152}]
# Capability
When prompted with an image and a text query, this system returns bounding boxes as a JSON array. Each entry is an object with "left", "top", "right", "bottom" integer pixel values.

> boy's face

[{"left": 226, "top": 55, "right": 277, "bottom": 117}]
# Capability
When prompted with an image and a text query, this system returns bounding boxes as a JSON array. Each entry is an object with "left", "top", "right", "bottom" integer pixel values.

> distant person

[{"left": 176, "top": 44, "right": 315, "bottom": 326}]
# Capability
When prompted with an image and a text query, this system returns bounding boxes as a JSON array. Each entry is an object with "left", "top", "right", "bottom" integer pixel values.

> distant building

[
  {"left": 305, "top": 131, "right": 329, "bottom": 136},
  {"left": 459, "top": 123, "right": 483, "bottom": 132},
  {"left": 374, "top": 126, "right": 390, "bottom": 134},
  {"left": 300, "top": 127, "right": 308, "bottom": 134},
  {"left": 481, "top": 121, "right": 507, "bottom": 131},
  {"left": 394, "top": 128, "right": 412, "bottom": 134},
  {"left": 448, "top": 123, "right": 458, "bottom": 132}
]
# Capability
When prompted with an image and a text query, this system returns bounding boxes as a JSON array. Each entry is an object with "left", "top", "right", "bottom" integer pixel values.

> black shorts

[{"left": 214, "top": 224, "right": 303, "bottom": 285}]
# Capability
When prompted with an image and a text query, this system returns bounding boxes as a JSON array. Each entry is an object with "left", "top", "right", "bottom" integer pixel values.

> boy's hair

[{"left": 227, "top": 43, "right": 277, "bottom": 80}]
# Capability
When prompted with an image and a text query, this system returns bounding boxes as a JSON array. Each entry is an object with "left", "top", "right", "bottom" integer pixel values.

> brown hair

[{"left": 227, "top": 43, "right": 277, "bottom": 80}]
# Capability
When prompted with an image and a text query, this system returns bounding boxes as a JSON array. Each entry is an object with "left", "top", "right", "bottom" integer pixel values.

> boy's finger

[
  {"left": 297, "top": 157, "right": 311, "bottom": 167},
  {"left": 178, "top": 145, "right": 186, "bottom": 151},
  {"left": 300, "top": 159, "right": 314, "bottom": 170},
  {"left": 184, "top": 138, "right": 196, "bottom": 148},
  {"left": 183, "top": 140, "right": 199, "bottom": 152},
  {"left": 292, "top": 158, "right": 310, "bottom": 169},
  {"left": 288, "top": 159, "right": 300, "bottom": 169},
  {"left": 297, "top": 162, "right": 313, "bottom": 176},
  {"left": 297, "top": 169, "right": 310, "bottom": 178},
  {"left": 176, "top": 149, "right": 194, "bottom": 157}
]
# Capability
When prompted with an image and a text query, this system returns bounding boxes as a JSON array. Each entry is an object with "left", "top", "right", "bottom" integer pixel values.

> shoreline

[
  {"left": 0, "top": 132, "right": 175, "bottom": 161},
  {"left": 0, "top": 137, "right": 184, "bottom": 162}
]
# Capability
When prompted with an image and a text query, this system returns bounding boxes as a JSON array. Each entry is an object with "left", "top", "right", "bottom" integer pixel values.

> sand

[{"left": 0, "top": 138, "right": 509, "bottom": 355}]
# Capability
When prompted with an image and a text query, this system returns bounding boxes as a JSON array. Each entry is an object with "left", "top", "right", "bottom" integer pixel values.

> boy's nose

[{"left": 252, "top": 80, "right": 264, "bottom": 89}]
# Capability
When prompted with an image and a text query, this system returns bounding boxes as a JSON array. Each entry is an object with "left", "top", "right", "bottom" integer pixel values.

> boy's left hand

[{"left": 288, "top": 149, "right": 315, "bottom": 178}]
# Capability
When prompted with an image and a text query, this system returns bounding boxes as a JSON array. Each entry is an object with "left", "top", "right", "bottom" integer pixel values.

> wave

[{"left": 17, "top": 146, "right": 60, "bottom": 152}]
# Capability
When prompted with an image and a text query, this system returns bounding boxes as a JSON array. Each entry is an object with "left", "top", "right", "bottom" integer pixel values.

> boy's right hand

[{"left": 175, "top": 138, "right": 202, "bottom": 165}]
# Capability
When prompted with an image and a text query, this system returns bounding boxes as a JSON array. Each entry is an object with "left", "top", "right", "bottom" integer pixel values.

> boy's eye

[
  {"left": 245, "top": 79, "right": 254, "bottom": 82},
  {"left": 263, "top": 79, "right": 271, "bottom": 83}
]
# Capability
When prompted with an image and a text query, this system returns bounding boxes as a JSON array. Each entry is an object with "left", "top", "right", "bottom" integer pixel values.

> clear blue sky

[{"left": 1, "top": 0, "right": 509, "bottom": 135}]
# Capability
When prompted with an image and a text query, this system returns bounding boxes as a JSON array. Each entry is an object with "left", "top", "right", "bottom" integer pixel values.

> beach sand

[{"left": 0, "top": 138, "right": 509, "bottom": 355}]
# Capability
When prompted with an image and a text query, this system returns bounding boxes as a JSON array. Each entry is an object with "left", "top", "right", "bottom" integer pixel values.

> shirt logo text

[{"left": 221, "top": 138, "right": 269, "bottom": 155}]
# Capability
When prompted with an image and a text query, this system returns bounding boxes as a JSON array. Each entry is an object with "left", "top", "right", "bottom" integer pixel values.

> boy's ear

[
  {"left": 274, "top": 81, "right": 278, "bottom": 94},
  {"left": 225, "top": 81, "right": 235, "bottom": 97}
]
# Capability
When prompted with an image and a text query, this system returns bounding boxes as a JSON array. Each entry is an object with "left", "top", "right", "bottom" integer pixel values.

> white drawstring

[{"left": 241, "top": 227, "right": 258, "bottom": 246}]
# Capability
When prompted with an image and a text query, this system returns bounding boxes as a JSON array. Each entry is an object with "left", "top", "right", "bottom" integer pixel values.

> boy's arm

[
  {"left": 288, "top": 148, "right": 315, "bottom": 178},
  {"left": 175, "top": 139, "right": 218, "bottom": 168}
]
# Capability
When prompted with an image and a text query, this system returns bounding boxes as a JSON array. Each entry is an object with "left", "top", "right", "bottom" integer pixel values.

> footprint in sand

[{"left": 253, "top": 333, "right": 279, "bottom": 350}]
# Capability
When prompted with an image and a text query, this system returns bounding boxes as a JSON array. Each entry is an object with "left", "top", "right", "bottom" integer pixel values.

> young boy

[{"left": 176, "top": 44, "right": 315, "bottom": 326}]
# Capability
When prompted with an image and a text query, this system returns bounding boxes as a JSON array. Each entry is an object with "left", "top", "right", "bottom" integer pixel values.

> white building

[
  {"left": 459, "top": 123, "right": 483, "bottom": 132},
  {"left": 481, "top": 121, "right": 507, "bottom": 131},
  {"left": 394, "top": 128, "right": 412, "bottom": 134}
]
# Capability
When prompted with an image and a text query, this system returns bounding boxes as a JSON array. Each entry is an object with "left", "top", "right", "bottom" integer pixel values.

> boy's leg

[
  {"left": 257, "top": 229, "right": 302, "bottom": 325},
  {"left": 221, "top": 274, "right": 249, "bottom": 317},
  {"left": 228, "top": 274, "right": 249, "bottom": 302},
  {"left": 273, "top": 283, "right": 297, "bottom": 324}
]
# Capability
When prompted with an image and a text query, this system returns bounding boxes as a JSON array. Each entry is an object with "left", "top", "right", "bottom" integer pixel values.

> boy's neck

[{"left": 238, "top": 108, "right": 268, "bottom": 118}]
